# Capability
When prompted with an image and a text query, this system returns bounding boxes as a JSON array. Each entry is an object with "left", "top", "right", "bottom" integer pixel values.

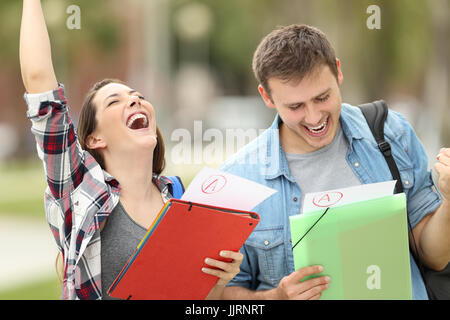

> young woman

[{"left": 20, "top": 0, "right": 242, "bottom": 300}]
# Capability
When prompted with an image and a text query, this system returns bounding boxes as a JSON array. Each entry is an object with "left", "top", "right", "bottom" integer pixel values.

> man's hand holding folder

[{"left": 275, "top": 265, "right": 330, "bottom": 300}]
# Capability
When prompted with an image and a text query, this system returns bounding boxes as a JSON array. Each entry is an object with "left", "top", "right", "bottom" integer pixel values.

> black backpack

[{"left": 358, "top": 100, "right": 450, "bottom": 300}]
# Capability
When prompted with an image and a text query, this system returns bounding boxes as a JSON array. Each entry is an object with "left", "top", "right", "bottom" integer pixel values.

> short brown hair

[
  {"left": 77, "top": 78, "right": 166, "bottom": 174},
  {"left": 252, "top": 24, "right": 338, "bottom": 96}
]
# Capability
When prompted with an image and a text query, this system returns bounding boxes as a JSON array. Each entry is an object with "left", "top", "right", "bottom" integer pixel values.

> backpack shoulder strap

[
  {"left": 166, "top": 175, "right": 185, "bottom": 199},
  {"left": 357, "top": 100, "right": 404, "bottom": 193}
]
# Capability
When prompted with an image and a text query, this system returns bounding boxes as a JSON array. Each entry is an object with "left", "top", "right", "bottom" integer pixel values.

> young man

[{"left": 219, "top": 24, "right": 450, "bottom": 300}]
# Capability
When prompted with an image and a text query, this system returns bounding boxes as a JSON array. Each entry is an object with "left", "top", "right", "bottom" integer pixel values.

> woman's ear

[{"left": 85, "top": 133, "right": 106, "bottom": 150}]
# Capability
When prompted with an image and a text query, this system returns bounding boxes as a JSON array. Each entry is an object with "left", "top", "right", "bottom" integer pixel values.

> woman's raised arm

[{"left": 20, "top": 0, "right": 58, "bottom": 93}]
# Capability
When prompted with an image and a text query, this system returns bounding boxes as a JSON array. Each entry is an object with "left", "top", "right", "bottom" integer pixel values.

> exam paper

[
  {"left": 302, "top": 180, "right": 397, "bottom": 214},
  {"left": 181, "top": 167, "right": 277, "bottom": 211}
]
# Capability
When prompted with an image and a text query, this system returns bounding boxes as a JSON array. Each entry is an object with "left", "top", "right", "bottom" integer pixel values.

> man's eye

[
  {"left": 316, "top": 94, "right": 330, "bottom": 102},
  {"left": 138, "top": 96, "right": 146, "bottom": 100}
]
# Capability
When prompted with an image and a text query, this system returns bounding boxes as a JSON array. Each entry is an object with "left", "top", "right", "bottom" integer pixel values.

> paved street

[{"left": 0, "top": 216, "right": 56, "bottom": 292}]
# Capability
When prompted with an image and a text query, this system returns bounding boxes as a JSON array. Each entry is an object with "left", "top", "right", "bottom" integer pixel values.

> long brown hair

[{"left": 77, "top": 78, "right": 166, "bottom": 174}]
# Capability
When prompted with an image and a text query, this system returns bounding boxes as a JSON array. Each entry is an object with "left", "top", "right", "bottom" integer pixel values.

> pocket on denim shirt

[
  {"left": 399, "top": 167, "right": 414, "bottom": 192},
  {"left": 245, "top": 226, "right": 287, "bottom": 287}
]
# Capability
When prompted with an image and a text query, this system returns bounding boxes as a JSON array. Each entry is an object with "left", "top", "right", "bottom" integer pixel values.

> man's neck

[{"left": 279, "top": 123, "right": 313, "bottom": 154}]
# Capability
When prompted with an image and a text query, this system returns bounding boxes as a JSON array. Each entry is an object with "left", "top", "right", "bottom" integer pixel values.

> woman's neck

[
  {"left": 105, "top": 152, "right": 156, "bottom": 203},
  {"left": 104, "top": 152, "right": 166, "bottom": 229}
]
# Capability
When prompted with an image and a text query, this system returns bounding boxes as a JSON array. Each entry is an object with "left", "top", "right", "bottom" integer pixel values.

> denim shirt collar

[
  {"left": 339, "top": 103, "right": 364, "bottom": 143},
  {"left": 263, "top": 114, "right": 295, "bottom": 182},
  {"left": 263, "top": 104, "right": 364, "bottom": 182}
]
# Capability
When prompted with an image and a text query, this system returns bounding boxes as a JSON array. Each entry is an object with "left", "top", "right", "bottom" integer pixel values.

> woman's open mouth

[{"left": 126, "top": 112, "right": 149, "bottom": 130}]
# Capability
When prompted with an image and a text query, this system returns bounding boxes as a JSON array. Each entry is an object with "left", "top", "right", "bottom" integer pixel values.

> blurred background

[{"left": 0, "top": 0, "right": 448, "bottom": 299}]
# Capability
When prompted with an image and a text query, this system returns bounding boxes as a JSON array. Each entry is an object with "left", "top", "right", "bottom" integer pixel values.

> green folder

[{"left": 289, "top": 193, "right": 412, "bottom": 300}]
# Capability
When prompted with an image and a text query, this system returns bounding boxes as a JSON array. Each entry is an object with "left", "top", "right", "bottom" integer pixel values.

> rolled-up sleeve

[
  {"left": 394, "top": 113, "right": 443, "bottom": 229},
  {"left": 24, "top": 84, "right": 85, "bottom": 199},
  {"left": 24, "top": 85, "right": 67, "bottom": 119}
]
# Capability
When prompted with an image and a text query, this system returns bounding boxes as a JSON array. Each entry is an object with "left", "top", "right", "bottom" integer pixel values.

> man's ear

[
  {"left": 336, "top": 58, "right": 344, "bottom": 86},
  {"left": 85, "top": 133, "right": 106, "bottom": 150},
  {"left": 258, "top": 84, "right": 276, "bottom": 109}
]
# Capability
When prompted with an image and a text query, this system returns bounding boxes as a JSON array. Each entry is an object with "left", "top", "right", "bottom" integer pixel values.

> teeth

[
  {"left": 127, "top": 113, "right": 148, "bottom": 128},
  {"left": 307, "top": 118, "right": 328, "bottom": 133}
]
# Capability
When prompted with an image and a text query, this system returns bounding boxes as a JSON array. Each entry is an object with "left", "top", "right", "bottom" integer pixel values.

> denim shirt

[{"left": 219, "top": 103, "right": 442, "bottom": 300}]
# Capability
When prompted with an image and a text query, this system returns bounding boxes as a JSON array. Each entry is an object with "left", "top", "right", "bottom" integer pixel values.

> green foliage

[
  {"left": 167, "top": 0, "right": 434, "bottom": 98},
  {"left": 0, "top": 160, "right": 46, "bottom": 219},
  {"left": 0, "top": 0, "right": 439, "bottom": 97},
  {"left": 64, "top": 0, "right": 120, "bottom": 53},
  {"left": 376, "top": 0, "right": 431, "bottom": 86},
  {"left": 0, "top": 0, "right": 121, "bottom": 76},
  {"left": 0, "top": 277, "right": 61, "bottom": 300},
  {"left": 0, "top": 0, "right": 22, "bottom": 64}
]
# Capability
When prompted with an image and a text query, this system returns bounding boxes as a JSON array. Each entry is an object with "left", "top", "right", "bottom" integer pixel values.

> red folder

[{"left": 107, "top": 199, "right": 260, "bottom": 300}]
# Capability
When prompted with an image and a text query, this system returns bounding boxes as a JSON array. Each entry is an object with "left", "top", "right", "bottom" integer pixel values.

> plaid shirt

[{"left": 24, "top": 84, "right": 174, "bottom": 300}]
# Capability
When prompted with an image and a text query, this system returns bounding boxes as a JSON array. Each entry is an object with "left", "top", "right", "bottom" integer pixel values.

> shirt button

[
  {"left": 405, "top": 180, "right": 409, "bottom": 186},
  {"left": 293, "top": 197, "right": 298, "bottom": 202},
  {"left": 264, "top": 240, "right": 270, "bottom": 246},
  {"left": 354, "top": 162, "right": 360, "bottom": 167}
]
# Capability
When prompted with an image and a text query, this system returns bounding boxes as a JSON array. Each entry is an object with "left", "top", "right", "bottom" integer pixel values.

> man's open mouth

[
  {"left": 304, "top": 117, "right": 329, "bottom": 134},
  {"left": 126, "top": 112, "right": 149, "bottom": 130}
]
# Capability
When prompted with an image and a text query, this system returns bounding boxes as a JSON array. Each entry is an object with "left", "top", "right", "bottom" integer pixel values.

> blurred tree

[
  {"left": 171, "top": 0, "right": 289, "bottom": 95},
  {"left": 0, "top": 0, "right": 125, "bottom": 158},
  {"left": 0, "top": 0, "right": 447, "bottom": 159},
  {"left": 0, "top": 0, "right": 121, "bottom": 77},
  {"left": 169, "top": 0, "right": 435, "bottom": 101}
]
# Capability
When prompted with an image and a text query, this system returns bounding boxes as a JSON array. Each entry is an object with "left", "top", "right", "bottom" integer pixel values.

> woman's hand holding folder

[{"left": 203, "top": 250, "right": 244, "bottom": 300}]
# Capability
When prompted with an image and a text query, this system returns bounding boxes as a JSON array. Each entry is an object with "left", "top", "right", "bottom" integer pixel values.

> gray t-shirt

[
  {"left": 286, "top": 126, "right": 361, "bottom": 214},
  {"left": 100, "top": 201, "right": 148, "bottom": 300}
]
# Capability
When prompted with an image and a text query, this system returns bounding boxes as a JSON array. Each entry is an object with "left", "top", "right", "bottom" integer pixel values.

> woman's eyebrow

[
  {"left": 104, "top": 93, "right": 119, "bottom": 105},
  {"left": 104, "top": 90, "right": 137, "bottom": 105}
]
